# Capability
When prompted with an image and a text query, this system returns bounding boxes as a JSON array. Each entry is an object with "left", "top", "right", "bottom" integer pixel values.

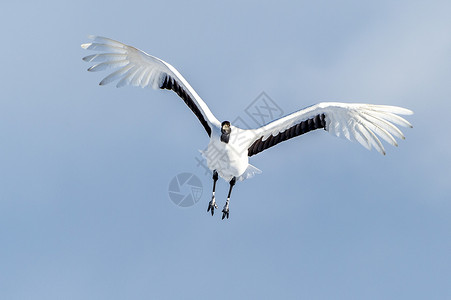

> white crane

[{"left": 82, "top": 36, "right": 413, "bottom": 220}]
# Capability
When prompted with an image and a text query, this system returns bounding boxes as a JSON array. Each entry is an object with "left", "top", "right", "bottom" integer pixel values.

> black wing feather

[
  {"left": 160, "top": 75, "right": 212, "bottom": 137},
  {"left": 248, "top": 114, "right": 326, "bottom": 157}
]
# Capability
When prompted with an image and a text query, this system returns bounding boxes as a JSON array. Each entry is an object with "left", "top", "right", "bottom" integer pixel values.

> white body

[{"left": 203, "top": 126, "right": 260, "bottom": 181}]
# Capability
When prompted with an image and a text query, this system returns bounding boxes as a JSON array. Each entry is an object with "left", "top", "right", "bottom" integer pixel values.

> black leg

[
  {"left": 207, "top": 170, "right": 219, "bottom": 216},
  {"left": 222, "top": 177, "right": 236, "bottom": 220}
]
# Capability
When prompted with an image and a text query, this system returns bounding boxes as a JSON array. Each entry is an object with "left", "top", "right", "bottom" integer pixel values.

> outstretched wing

[
  {"left": 81, "top": 36, "right": 220, "bottom": 136},
  {"left": 247, "top": 102, "right": 413, "bottom": 156}
]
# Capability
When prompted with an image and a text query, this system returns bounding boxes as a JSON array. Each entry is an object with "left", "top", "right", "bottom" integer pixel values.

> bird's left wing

[
  {"left": 247, "top": 102, "right": 413, "bottom": 157},
  {"left": 81, "top": 36, "right": 220, "bottom": 136}
]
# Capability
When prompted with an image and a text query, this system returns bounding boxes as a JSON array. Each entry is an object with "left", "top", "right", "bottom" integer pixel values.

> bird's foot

[
  {"left": 207, "top": 196, "right": 218, "bottom": 216},
  {"left": 222, "top": 200, "right": 229, "bottom": 220}
]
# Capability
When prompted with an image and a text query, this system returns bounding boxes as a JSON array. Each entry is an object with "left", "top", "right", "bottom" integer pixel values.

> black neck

[{"left": 221, "top": 133, "right": 230, "bottom": 143}]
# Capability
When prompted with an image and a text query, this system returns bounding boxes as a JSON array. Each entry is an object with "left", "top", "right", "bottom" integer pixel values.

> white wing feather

[
  {"left": 81, "top": 36, "right": 220, "bottom": 130},
  {"left": 251, "top": 102, "right": 413, "bottom": 155}
]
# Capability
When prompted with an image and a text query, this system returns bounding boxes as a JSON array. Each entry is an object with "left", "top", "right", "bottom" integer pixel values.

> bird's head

[
  {"left": 221, "top": 121, "right": 231, "bottom": 135},
  {"left": 221, "top": 121, "right": 231, "bottom": 143}
]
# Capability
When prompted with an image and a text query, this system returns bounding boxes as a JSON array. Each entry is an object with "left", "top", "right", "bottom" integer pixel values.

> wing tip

[
  {"left": 405, "top": 121, "right": 413, "bottom": 128},
  {"left": 403, "top": 108, "right": 414, "bottom": 115},
  {"left": 394, "top": 107, "right": 414, "bottom": 115}
]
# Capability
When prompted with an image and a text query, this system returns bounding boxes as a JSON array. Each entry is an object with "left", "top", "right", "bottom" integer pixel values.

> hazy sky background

[{"left": 0, "top": 0, "right": 450, "bottom": 299}]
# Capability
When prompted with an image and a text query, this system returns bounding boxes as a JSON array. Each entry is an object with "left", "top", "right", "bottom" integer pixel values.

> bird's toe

[
  {"left": 221, "top": 203, "right": 229, "bottom": 220},
  {"left": 207, "top": 197, "right": 218, "bottom": 216},
  {"left": 221, "top": 210, "right": 229, "bottom": 220}
]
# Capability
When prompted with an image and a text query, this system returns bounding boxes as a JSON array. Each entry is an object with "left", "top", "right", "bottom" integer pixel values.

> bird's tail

[{"left": 238, "top": 164, "right": 262, "bottom": 181}]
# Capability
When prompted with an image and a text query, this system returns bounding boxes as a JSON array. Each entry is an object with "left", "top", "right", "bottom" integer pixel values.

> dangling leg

[
  {"left": 207, "top": 170, "right": 219, "bottom": 216},
  {"left": 222, "top": 177, "right": 236, "bottom": 220}
]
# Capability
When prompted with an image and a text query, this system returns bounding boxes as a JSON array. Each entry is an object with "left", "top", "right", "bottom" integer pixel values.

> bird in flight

[{"left": 81, "top": 36, "right": 413, "bottom": 220}]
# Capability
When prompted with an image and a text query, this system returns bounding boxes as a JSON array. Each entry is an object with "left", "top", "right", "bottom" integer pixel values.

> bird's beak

[{"left": 222, "top": 126, "right": 230, "bottom": 134}]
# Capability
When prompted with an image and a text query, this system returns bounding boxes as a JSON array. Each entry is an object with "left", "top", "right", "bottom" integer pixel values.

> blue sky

[{"left": 0, "top": 0, "right": 450, "bottom": 299}]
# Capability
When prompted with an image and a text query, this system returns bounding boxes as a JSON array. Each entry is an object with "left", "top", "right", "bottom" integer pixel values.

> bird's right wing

[
  {"left": 247, "top": 102, "right": 413, "bottom": 157},
  {"left": 81, "top": 36, "right": 220, "bottom": 137}
]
